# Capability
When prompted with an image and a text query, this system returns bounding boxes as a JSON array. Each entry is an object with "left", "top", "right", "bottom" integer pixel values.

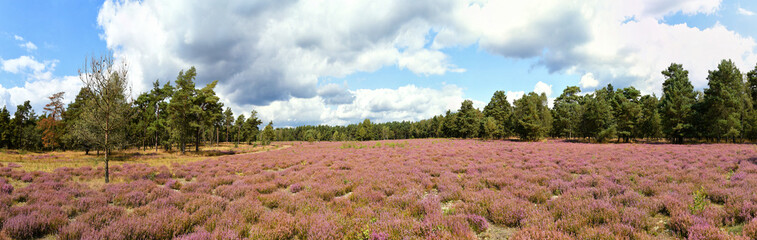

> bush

[
  {"left": 465, "top": 214, "right": 489, "bottom": 233},
  {"left": 4, "top": 209, "right": 67, "bottom": 240},
  {"left": 744, "top": 218, "right": 757, "bottom": 239},
  {"left": 510, "top": 227, "right": 574, "bottom": 240}
]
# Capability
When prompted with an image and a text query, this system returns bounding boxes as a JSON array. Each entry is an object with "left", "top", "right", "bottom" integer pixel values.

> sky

[{"left": 1, "top": 0, "right": 756, "bottom": 127}]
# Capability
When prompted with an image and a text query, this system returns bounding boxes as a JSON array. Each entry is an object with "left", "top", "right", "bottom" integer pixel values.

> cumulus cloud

[
  {"left": 1, "top": 56, "right": 55, "bottom": 81},
  {"left": 0, "top": 54, "right": 81, "bottom": 113},
  {"left": 13, "top": 35, "right": 23, "bottom": 41},
  {"left": 435, "top": 0, "right": 754, "bottom": 93},
  {"left": 94, "top": 0, "right": 757, "bottom": 126},
  {"left": 533, "top": 81, "right": 552, "bottom": 96},
  {"left": 506, "top": 91, "right": 525, "bottom": 104},
  {"left": 97, "top": 0, "right": 464, "bottom": 106},
  {"left": 0, "top": 76, "right": 82, "bottom": 113},
  {"left": 317, "top": 83, "right": 355, "bottom": 105},
  {"left": 579, "top": 73, "right": 600, "bottom": 89},
  {"left": 252, "top": 84, "right": 465, "bottom": 127}
]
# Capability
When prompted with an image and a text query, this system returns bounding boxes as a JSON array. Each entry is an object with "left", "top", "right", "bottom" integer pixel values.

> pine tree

[
  {"left": 191, "top": 80, "right": 222, "bottom": 152},
  {"left": 223, "top": 108, "right": 234, "bottom": 142},
  {"left": 513, "top": 92, "right": 552, "bottom": 141},
  {"left": 704, "top": 59, "right": 745, "bottom": 142},
  {"left": 168, "top": 67, "right": 197, "bottom": 154},
  {"left": 580, "top": 91, "right": 615, "bottom": 142},
  {"left": 244, "top": 110, "right": 262, "bottom": 144},
  {"left": 552, "top": 86, "right": 583, "bottom": 139},
  {"left": 262, "top": 121, "right": 275, "bottom": 145},
  {"left": 0, "top": 107, "right": 11, "bottom": 148},
  {"left": 37, "top": 92, "right": 65, "bottom": 150},
  {"left": 483, "top": 91, "right": 513, "bottom": 138},
  {"left": 638, "top": 95, "right": 662, "bottom": 140},
  {"left": 457, "top": 100, "right": 482, "bottom": 139},
  {"left": 235, "top": 114, "right": 245, "bottom": 147},
  {"left": 660, "top": 63, "right": 696, "bottom": 144},
  {"left": 615, "top": 87, "right": 641, "bottom": 142},
  {"left": 77, "top": 55, "right": 131, "bottom": 183}
]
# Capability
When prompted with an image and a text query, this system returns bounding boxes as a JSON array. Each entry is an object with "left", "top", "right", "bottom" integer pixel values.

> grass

[{"left": 0, "top": 142, "right": 288, "bottom": 172}]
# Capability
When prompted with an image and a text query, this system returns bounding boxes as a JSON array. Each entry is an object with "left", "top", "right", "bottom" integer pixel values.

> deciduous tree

[{"left": 77, "top": 54, "right": 131, "bottom": 183}]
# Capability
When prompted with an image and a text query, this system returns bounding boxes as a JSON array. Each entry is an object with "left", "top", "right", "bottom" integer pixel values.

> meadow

[{"left": 0, "top": 139, "right": 756, "bottom": 239}]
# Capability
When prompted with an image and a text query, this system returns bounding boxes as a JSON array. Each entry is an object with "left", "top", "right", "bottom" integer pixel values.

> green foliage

[
  {"left": 456, "top": 99, "right": 483, "bottom": 139},
  {"left": 580, "top": 88, "right": 615, "bottom": 142},
  {"left": 638, "top": 95, "right": 662, "bottom": 140},
  {"left": 168, "top": 67, "right": 197, "bottom": 153},
  {"left": 261, "top": 121, "right": 275, "bottom": 145},
  {"left": 513, "top": 92, "right": 552, "bottom": 141},
  {"left": 660, "top": 63, "right": 696, "bottom": 143},
  {"left": 552, "top": 86, "right": 583, "bottom": 138},
  {"left": 690, "top": 186, "right": 708, "bottom": 214},
  {"left": 704, "top": 59, "right": 746, "bottom": 142},
  {"left": 482, "top": 116, "right": 498, "bottom": 140},
  {"left": 614, "top": 87, "right": 641, "bottom": 142},
  {"left": 77, "top": 55, "right": 132, "bottom": 182},
  {"left": 483, "top": 90, "right": 513, "bottom": 138}
]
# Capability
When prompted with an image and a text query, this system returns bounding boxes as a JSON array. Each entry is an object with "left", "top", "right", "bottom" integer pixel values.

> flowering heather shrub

[
  {"left": 744, "top": 218, "right": 757, "bottom": 239},
  {"left": 465, "top": 214, "right": 489, "bottom": 233},
  {"left": 687, "top": 222, "right": 730, "bottom": 240},
  {"left": 165, "top": 179, "right": 182, "bottom": 190},
  {"left": 77, "top": 206, "right": 125, "bottom": 230},
  {"left": 578, "top": 226, "right": 617, "bottom": 240},
  {"left": 290, "top": 183, "right": 303, "bottom": 193},
  {"left": 510, "top": 227, "right": 574, "bottom": 240},
  {"left": 0, "top": 139, "right": 756, "bottom": 238},
  {"left": 668, "top": 211, "right": 694, "bottom": 237},
  {"left": 4, "top": 204, "right": 67, "bottom": 239},
  {"left": 369, "top": 231, "right": 389, "bottom": 240},
  {"left": 0, "top": 182, "right": 13, "bottom": 194}
]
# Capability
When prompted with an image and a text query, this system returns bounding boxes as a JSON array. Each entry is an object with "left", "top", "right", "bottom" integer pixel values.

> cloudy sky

[{"left": 1, "top": 0, "right": 756, "bottom": 127}]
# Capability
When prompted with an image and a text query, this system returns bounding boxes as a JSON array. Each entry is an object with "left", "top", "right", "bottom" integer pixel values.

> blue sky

[{"left": 1, "top": 0, "right": 756, "bottom": 126}]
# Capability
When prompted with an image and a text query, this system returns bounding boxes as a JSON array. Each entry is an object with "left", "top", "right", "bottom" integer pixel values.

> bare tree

[{"left": 77, "top": 54, "right": 131, "bottom": 183}]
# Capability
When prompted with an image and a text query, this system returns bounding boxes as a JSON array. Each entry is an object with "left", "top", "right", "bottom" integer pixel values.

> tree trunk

[
  {"left": 196, "top": 126, "right": 201, "bottom": 152},
  {"left": 104, "top": 130, "right": 110, "bottom": 183}
]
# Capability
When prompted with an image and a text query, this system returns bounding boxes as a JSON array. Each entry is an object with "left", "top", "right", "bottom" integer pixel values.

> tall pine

[{"left": 660, "top": 63, "right": 696, "bottom": 143}]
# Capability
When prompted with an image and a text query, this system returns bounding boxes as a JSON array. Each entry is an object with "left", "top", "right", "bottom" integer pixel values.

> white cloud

[
  {"left": 738, "top": 7, "right": 755, "bottom": 16},
  {"left": 0, "top": 76, "right": 82, "bottom": 114},
  {"left": 19, "top": 42, "right": 37, "bottom": 51},
  {"left": 534, "top": 81, "right": 553, "bottom": 96},
  {"left": 13, "top": 35, "right": 23, "bottom": 41},
  {"left": 97, "top": 0, "right": 463, "bottom": 106},
  {"left": 506, "top": 91, "right": 525, "bottom": 104},
  {"left": 0, "top": 56, "right": 56, "bottom": 81},
  {"left": 93, "top": 0, "right": 757, "bottom": 126},
  {"left": 251, "top": 84, "right": 465, "bottom": 127},
  {"left": 1, "top": 56, "right": 45, "bottom": 74},
  {"left": 0, "top": 55, "right": 79, "bottom": 113},
  {"left": 435, "top": 0, "right": 755, "bottom": 94},
  {"left": 579, "top": 73, "right": 600, "bottom": 89}
]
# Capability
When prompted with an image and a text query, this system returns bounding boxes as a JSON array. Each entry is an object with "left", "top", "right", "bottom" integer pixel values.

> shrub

[
  {"left": 465, "top": 214, "right": 489, "bottom": 233},
  {"left": 744, "top": 218, "right": 757, "bottom": 239},
  {"left": 668, "top": 211, "right": 694, "bottom": 237},
  {"left": 510, "top": 227, "right": 574, "bottom": 240},
  {"left": 4, "top": 207, "right": 67, "bottom": 240}
]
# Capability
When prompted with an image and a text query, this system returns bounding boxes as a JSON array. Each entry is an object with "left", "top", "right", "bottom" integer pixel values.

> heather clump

[{"left": 0, "top": 139, "right": 754, "bottom": 238}]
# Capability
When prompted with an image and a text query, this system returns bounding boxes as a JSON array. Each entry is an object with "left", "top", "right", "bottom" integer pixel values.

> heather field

[{"left": 1, "top": 139, "right": 757, "bottom": 239}]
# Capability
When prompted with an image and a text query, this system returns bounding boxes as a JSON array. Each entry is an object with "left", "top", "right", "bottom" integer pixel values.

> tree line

[
  {"left": 2, "top": 58, "right": 757, "bottom": 157},
  {"left": 274, "top": 60, "right": 757, "bottom": 144}
]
